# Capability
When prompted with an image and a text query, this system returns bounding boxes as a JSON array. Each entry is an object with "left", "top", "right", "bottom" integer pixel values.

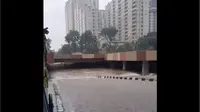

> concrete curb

[
  {"left": 97, "top": 76, "right": 157, "bottom": 82},
  {"left": 48, "top": 81, "right": 57, "bottom": 112},
  {"left": 52, "top": 83, "right": 65, "bottom": 112}
]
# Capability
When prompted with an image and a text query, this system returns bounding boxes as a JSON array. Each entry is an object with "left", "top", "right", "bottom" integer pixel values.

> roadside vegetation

[{"left": 55, "top": 27, "right": 157, "bottom": 56}]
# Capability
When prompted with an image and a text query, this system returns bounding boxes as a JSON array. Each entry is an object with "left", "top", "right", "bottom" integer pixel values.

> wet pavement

[{"left": 50, "top": 69, "right": 157, "bottom": 112}]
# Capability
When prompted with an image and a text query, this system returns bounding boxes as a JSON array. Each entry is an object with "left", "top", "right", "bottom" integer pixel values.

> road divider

[{"left": 97, "top": 75, "right": 157, "bottom": 82}]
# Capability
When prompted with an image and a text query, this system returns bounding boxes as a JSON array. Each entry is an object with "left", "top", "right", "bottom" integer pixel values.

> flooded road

[{"left": 50, "top": 69, "right": 157, "bottom": 112}]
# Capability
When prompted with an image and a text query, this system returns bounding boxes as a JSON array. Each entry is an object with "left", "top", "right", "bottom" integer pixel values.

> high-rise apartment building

[
  {"left": 98, "top": 10, "right": 107, "bottom": 33},
  {"left": 65, "top": 0, "right": 75, "bottom": 34},
  {"left": 65, "top": 0, "right": 99, "bottom": 36},
  {"left": 105, "top": 0, "right": 150, "bottom": 42},
  {"left": 149, "top": 0, "right": 157, "bottom": 32}
]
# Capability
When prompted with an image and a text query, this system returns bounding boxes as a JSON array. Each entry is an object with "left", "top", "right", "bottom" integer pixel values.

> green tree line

[{"left": 56, "top": 27, "right": 157, "bottom": 55}]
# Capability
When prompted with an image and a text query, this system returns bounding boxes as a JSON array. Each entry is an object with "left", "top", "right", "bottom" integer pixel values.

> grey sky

[{"left": 44, "top": 0, "right": 111, "bottom": 51}]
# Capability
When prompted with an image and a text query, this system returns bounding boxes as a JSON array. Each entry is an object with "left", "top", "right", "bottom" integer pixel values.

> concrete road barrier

[
  {"left": 97, "top": 75, "right": 156, "bottom": 82},
  {"left": 141, "top": 78, "right": 146, "bottom": 81}
]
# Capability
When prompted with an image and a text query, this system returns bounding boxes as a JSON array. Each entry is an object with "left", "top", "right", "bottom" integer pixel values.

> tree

[
  {"left": 46, "top": 38, "right": 52, "bottom": 52},
  {"left": 100, "top": 27, "right": 118, "bottom": 52},
  {"left": 135, "top": 32, "right": 157, "bottom": 51},
  {"left": 43, "top": 27, "right": 49, "bottom": 48},
  {"left": 61, "top": 44, "right": 72, "bottom": 54},
  {"left": 100, "top": 27, "right": 118, "bottom": 42},
  {"left": 65, "top": 30, "right": 80, "bottom": 43},
  {"left": 120, "top": 43, "right": 134, "bottom": 51},
  {"left": 55, "top": 44, "right": 72, "bottom": 59},
  {"left": 79, "top": 30, "right": 99, "bottom": 53},
  {"left": 43, "top": 27, "right": 49, "bottom": 66},
  {"left": 65, "top": 30, "right": 80, "bottom": 53}
]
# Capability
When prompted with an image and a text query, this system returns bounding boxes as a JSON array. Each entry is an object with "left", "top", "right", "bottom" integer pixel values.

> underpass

[
  {"left": 50, "top": 51, "right": 157, "bottom": 75},
  {"left": 48, "top": 51, "right": 157, "bottom": 112},
  {"left": 49, "top": 69, "right": 157, "bottom": 112}
]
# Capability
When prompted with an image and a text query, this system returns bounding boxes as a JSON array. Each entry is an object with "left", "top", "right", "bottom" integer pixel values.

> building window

[
  {"left": 124, "top": 5, "right": 128, "bottom": 9},
  {"left": 132, "top": 25, "right": 136, "bottom": 28},
  {"left": 132, "top": 5, "right": 136, "bottom": 9},
  {"left": 125, "top": 20, "right": 128, "bottom": 24},
  {"left": 132, "top": 8, "right": 136, "bottom": 12}
]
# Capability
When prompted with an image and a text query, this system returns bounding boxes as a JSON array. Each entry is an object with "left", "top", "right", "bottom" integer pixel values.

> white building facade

[
  {"left": 149, "top": 0, "right": 157, "bottom": 32},
  {"left": 98, "top": 10, "right": 107, "bottom": 33},
  {"left": 65, "top": 0, "right": 75, "bottom": 34},
  {"left": 105, "top": 0, "right": 150, "bottom": 42},
  {"left": 65, "top": 0, "right": 99, "bottom": 36}
]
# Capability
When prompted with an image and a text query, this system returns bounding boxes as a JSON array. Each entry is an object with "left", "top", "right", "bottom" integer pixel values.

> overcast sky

[{"left": 44, "top": 0, "right": 112, "bottom": 51}]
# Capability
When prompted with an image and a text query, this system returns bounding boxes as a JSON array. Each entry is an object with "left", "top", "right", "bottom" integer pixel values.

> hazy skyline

[{"left": 44, "top": 0, "right": 111, "bottom": 51}]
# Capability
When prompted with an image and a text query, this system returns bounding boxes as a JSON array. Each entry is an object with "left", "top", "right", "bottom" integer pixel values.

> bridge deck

[{"left": 54, "top": 51, "right": 156, "bottom": 63}]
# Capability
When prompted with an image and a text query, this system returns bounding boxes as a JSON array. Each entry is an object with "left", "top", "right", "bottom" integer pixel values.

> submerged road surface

[{"left": 50, "top": 69, "right": 157, "bottom": 112}]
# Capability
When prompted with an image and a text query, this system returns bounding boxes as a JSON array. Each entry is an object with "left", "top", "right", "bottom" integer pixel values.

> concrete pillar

[
  {"left": 142, "top": 61, "right": 149, "bottom": 75},
  {"left": 122, "top": 61, "right": 126, "bottom": 70}
]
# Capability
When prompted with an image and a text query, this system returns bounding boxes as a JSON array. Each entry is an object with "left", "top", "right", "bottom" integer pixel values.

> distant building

[
  {"left": 149, "top": 0, "right": 157, "bottom": 32},
  {"left": 65, "top": 0, "right": 75, "bottom": 34},
  {"left": 65, "top": 0, "right": 99, "bottom": 36},
  {"left": 105, "top": 0, "right": 150, "bottom": 42},
  {"left": 98, "top": 10, "right": 107, "bottom": 32},
  {"left": 97, "top": 10, "right": 107, "bottom": 49}
]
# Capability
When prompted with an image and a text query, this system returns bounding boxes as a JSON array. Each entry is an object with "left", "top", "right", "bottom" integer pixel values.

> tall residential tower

[
  {"left": 65, "top": 0, "right": 99, "bottom": 36},
  {"left": 105, "top": 0, "right": 150, "bottom": 42},
  {"left": 149, "top": 0, "right": 157, "bottom": 32}
]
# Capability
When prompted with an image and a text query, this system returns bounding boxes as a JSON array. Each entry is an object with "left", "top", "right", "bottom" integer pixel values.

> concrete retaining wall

[
  {"left": 104, "top": 50, "right": 157, "bottom": 61},
  {"left": 82, "top": 54, "right": 94, "bottom": 59},
  {"left": 54, "top": 50, "right": 157, "bottom": 62}
]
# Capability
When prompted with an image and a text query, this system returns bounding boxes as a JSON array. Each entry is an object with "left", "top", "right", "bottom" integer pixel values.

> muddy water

[
  {"left": 50, "top": 69, "right": 157, "bottom": 112},
  {"left": 50, "top": 68, "right": 140, "bottom": 77}
]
